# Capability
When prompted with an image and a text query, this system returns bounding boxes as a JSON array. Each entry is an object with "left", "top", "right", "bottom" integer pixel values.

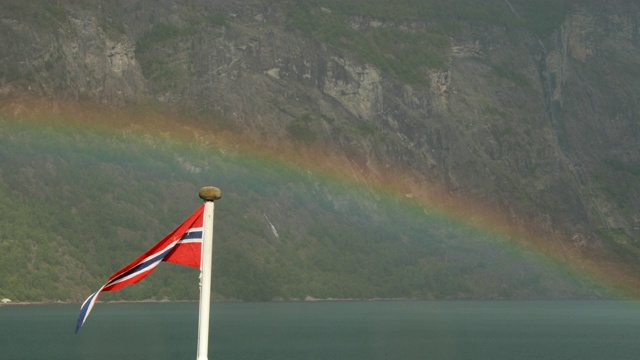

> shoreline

[
  {"left": 0, "top": 296, "right": 626, "bottom": 307},
  {"left": 0, "top": 297, "right": 414, "bottom": 306}
]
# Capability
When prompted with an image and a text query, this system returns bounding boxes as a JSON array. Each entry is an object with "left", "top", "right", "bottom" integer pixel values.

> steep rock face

[
  {"left": 545, "top": 4, "right": 640, "bottom": 239},
  {"left": 65, "top": 11, "right": 146, "bottom": 103},
  {"left": 0, "top": 6, "right": 145, "bottom": 104},
  {"left": 0, "top": 0, "right": 638, "bottom": 258}
]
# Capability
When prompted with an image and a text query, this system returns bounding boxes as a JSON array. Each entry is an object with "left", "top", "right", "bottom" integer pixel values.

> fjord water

[{"left": 2, "top": 301, "right": 640, "bottom": 360}]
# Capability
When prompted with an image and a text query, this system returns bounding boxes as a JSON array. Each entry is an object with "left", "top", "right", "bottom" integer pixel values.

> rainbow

[{"left": 2, "top": 97, "right": 639, "bottom": 298}]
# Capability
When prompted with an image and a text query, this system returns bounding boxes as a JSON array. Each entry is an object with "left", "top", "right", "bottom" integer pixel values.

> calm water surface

[{"left": 1, "top": 301, "right": 640, "bottom": 360}]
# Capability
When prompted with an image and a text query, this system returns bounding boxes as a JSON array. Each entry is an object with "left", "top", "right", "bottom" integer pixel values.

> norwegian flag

[{"left": 75, "top": 205, "right": 204, "bottom": 333}]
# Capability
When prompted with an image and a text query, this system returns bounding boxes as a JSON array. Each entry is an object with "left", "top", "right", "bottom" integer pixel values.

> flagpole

[{"left": 197, "top": 186, "right": 221, "bottom": 360}]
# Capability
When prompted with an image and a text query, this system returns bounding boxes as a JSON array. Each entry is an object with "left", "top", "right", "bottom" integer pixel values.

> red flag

[{"left": 75, "top": 205, "right": 204, "bottom": 332}]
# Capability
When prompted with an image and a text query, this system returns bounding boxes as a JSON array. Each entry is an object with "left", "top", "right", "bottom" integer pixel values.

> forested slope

[{"left": 0, "top": 112, "right": 608, "bottom": 302}]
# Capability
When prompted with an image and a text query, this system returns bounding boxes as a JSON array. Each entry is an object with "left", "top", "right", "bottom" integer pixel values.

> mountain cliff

[{"left": 1, "top": 0, "right": 639, "bottom": 300}]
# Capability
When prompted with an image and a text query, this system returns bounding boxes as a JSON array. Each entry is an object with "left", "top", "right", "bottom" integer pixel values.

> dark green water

[{"left": 2, "top": 301, "right": 640, "bottom": 360}]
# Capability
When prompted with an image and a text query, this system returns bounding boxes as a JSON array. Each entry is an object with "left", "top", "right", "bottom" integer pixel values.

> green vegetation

[
  {"left": 595, "top": 158, "right": 640, "bottom": 215},
  {"left": 0, "top": 115, "right": 606, "bottom": 302},
  {"left": 203, "top": 14, "right": 229, "bottom": 28},
  {"left": 605, "top": 158, "right": 640, "bottom": 177},
  {"left": 285, "top": 1, "right": 449, "bottom": 84},
  {"left": 0, "top": 0, "right": 68, "bottom": 30},
  {"left": 516, "top": 0, "right": 575, "bottom": 38},
  {"left": 136, "top": 23, "right": 187, "bottom": 54},
  {"left": 286, "top": 114, "right": 317, "bottom": 144},
  {"left": 134, "top": 23, "right": 194, "bottom": 89},
  {"left": 133, "top": 11, "right": 229, "bottom": 89},
  {"left": 491, "top": 64, "right": 532, "bottom": 87},
  {"left": 284, "top": 0, "right": 578, "bottom": 84}
]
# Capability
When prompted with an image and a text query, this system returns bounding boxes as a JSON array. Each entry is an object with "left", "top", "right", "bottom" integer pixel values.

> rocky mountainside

[{"left": 1, "top": 0, "right": 639, "bottom": 297}]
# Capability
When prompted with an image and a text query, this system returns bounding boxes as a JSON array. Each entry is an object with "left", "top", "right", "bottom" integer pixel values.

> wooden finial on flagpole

[
  {"left": 196, "top": 186, "right": 220, "bottom": 360},
  {"left": 199, "top": 186, "right": 221, "bottom": 201}
]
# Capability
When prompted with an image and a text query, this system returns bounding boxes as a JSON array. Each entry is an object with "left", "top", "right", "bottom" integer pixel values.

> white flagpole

[{"left": 197, "top": 186, "right": 221, "bottom": 360}]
